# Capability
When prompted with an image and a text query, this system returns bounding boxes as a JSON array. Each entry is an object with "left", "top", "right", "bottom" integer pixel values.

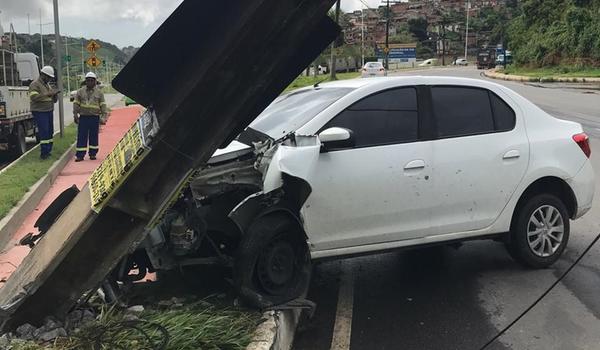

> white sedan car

[
  {"left": 453, "top": 58, "right": 469, "bottom": 66},
  {"left": 144, "top": 77, "right": 595, "bottom": 307},
  {"left": 361, "top": 62, "right": 386, "bottom": 77},
  {"left": 419, "top": 58, "right": 438, "bottom": 67}
]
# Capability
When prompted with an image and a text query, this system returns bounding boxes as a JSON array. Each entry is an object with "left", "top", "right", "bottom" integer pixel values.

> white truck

[{"left": 0, "top": 17, "right": 40, "bottom": 157}]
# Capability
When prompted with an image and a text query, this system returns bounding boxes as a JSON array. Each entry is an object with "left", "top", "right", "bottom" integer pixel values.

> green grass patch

[
  {"left": 0, "top": 124, "right": 77, "bottom": 220},
  {"left": 503, "top": 66, "right": 600, "bottom": 78},
  {"left": 11, "top": 302, "right": 261, "bottom": 350},
  {"left": 285, "top": 72, "right": 360, "bottom": 92}
]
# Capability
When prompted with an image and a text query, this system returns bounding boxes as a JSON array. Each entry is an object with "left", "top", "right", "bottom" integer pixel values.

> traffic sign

[
  {"left": 86, "top": 56, "right": 103, "bottom": 67},
  {"left": 86, "top": 40, "right": 101, "bottom": 53},
  {"left": 383, "top": 46, "right": 390, "bottom": 54},
  {"left": 63, "top": 55, "right": 72, "bottom": 62}
]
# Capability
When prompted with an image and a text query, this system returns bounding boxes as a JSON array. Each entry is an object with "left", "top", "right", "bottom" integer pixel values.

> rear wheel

[
  {"left": 506, "top": 194, "right": 569, "bottom": 268},
  {"left": 234, "top": 213, "right": 311, "bottom": 308},
  {"left": 10, "top": 125, "right": 27, "bottom": 158}
]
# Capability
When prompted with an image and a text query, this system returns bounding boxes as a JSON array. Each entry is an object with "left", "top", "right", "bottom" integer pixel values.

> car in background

[
  {"left": 453, "top": 58, "right": 469, "bottom": 66},
  {"left": 419, "top": 58, "right": 438, "bottom": 67},
  {"left": 496, "top": 52, "right": 513, "bottom": 65},
  {"left": 361, "top": 62, "right": 386, "bottom": 77}
]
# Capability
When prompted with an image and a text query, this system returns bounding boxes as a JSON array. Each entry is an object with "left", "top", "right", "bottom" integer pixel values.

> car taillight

[
  {"left": 362, "top": 68, "right": 367, "bottom": 72},
  {"left": 573, "top": 133, "right": 591, "bottom": 158}
]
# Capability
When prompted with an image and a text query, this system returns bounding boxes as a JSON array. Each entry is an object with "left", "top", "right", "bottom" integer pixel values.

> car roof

[{"left": 315, "top": 76, "right": 506, "bottom": 91}]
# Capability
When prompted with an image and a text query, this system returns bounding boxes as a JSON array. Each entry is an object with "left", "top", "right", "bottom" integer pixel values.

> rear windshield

[
  {"left": 366, "top": 63, "right": 382, "bottom": 68},
  {"left": 247, "top": 87, "right": 354, "bottom": 140}
]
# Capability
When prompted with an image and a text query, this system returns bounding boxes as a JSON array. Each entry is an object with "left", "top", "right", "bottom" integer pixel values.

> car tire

[
  {"left": 506, "top": 194, "right": 570, "bottom": 268},
  {"left": 234, "top": 213, "right": 311, "bottom": 308},
  {"left": 10, "top": 125, "right": 27, "bottom": 158}
]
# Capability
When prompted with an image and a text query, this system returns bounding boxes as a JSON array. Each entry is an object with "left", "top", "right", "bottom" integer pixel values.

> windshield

[
  {"left": 244, "top": 87, "right": 354, "bottom": 141},
  {"left": 366, "top": 62, "right": 382, "bottom": 68}
]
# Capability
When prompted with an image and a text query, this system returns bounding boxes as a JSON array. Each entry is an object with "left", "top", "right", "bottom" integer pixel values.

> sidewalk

[{"left": 0, "top": 105, "right": 143, "bottom": 283}]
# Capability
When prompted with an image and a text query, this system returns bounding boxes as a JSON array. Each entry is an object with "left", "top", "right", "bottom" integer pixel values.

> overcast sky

[{"left": 1, "top": 0, "right": 384, "bottom": 48}]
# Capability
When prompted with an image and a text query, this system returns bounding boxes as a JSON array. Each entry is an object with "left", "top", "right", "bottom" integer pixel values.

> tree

[{"left": 408, "top": 17, "right": 429, "bottom": 42}]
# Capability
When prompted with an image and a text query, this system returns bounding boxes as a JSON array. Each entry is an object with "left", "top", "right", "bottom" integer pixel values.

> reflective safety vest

[
  {"left": 73, "top": 86, "right": 107, "bottom": 116},
  {"left": 29, "top": 78, "right": 56, "bottom": 112}
]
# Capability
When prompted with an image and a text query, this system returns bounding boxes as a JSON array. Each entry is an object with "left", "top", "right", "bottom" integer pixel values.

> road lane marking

[{"left": 330, "top": 262, "right": 355, "bottom": 350}]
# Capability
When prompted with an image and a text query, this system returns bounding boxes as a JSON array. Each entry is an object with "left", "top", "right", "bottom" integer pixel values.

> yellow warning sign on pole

[
  {"left": 89, "top": 110, "right": 159, "bottom": 213},
  {"left": 89, "top": 123, "right": 148, "bottom": 212},
  {"left": 86, "top": 56, "right": 103, "bottom": 68},
  {"left": 86, "top": 40, "right": 101, "bottom": 53}
]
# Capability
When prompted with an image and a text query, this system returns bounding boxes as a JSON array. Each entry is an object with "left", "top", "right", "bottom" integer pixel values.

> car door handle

[
  {"left": 404, "top": 159, "right": 426, "bottom": 170},
  {"left": 503, "top": 150, "right": 520, "bottom": 160}
]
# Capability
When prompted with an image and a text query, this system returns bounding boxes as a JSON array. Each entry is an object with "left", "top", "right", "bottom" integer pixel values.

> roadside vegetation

[
  {"left": 285, "top": 71, "right": 360, "bottom": 92},
  {"left": 9, "top": 302, "right": 260, "bottom": 350},
  {"left": 507, "top": 0, "right": 600, "bottom": 69},
  {"left": 503, "top": 66, "right": 600, "bottom": 78},
  {"left": 0, "top": 125, "right": 77, "bottom": 220}
]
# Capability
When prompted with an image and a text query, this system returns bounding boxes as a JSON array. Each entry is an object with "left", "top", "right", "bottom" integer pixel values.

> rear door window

[{"left": 431, "top": 86, "right": 515, "bottom": 138}]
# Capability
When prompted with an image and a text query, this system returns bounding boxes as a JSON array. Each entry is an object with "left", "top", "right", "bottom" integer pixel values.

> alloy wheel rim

[{"left": 527, "top": 205, "right": 564, "bottom": 257}]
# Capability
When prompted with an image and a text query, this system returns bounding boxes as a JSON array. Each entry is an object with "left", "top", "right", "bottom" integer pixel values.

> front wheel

[
  {"left": 234, "top": 213, "right": 311, "bottom": 308},
  {"left": 506, "top": 194, "right": 570, "bottom": 268}
]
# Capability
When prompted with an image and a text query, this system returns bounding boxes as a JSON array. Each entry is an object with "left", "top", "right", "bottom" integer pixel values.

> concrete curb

[
  {"left": 0, "top": 143, "right": 75, "bottom": 250},
  {"left": 246, "top": 309, "right": 301, "bottom": 350},
  {"left": 483, "top": 70, "right": 600, "bottom": 83}
]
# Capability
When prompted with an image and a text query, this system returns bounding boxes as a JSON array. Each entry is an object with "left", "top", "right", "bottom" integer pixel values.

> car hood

[{"left": 209, "top": 140, "right": 253, "bottom": 164}]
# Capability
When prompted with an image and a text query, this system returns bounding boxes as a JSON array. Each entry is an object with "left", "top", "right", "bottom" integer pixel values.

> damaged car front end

[{"left": 119, "top": 87, "right": 354, "bottom": 308}]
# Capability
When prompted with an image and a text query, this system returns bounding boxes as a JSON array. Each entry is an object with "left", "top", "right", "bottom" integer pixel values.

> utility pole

[
  {"left": 385, "top": 0, "right": 390, "bottom": 69},
  {"left": 330, "top": 0, "right": 341, "bottom": 80},
  {"left": 39, "top": 9, "right": 44, "bottom": 66},
  {"left": 28, "top": 14, "right": 31, "bottom": 35},
  {"left": 81, "top": 40, "right": 85, "bottom": 77},
  {"left": 441, "top": 24, "right": 446, "bottom": 66},
  {"left": 361, "top": 5, "right": 365, "bottom": 67},
  {"left": 464, "top": 1, "right": 470, "bottom": 60},
  {"left": 65, "top": 36, "right": 70, "bottom": 94},
  {"left": 53, "top": 0, "right": 65, "bottom": 137}
]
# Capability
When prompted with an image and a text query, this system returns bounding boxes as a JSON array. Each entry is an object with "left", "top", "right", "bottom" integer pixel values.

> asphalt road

[{"left": 293, "top": 67, "right": 600, "bottom": 350}]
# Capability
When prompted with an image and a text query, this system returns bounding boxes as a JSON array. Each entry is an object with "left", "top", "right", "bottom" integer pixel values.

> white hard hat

[
  {"left": 40, "top": 66, "right": 55, "bottom": 78},
  {"left": 85, "top": 72, "right": 97, "bottom": 80}
]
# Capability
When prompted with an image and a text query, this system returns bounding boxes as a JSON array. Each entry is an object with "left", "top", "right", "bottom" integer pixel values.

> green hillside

[
  {"left": 507, "top": 0, "right": 600, "bottom": 67},
  {"left": 13, "top": 33, "right": 135, "bottom": 89}
]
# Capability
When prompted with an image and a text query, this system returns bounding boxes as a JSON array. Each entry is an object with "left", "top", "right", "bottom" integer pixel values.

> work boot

[
  {"left": 90, "top": 156, "right": 97, "bottom": 160},
  {"left": 75, "top": 157, "right": 84, "bottom": 162}
]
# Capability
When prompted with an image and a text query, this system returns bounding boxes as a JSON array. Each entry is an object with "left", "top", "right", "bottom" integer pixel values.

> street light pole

[
  {"left": 385, "top": 0, "right": 390, "bottom": 69},
  {"left": 65, "top": 36, "right": 70, "bottom": 94},
  {"left": 39, "top": 9, "right": 44, "bottom": 66},
  {"left": 81, "top": 41, "right": 85, "bottom": 76},
  {"left": 464, "top": 1, "right": 470, "bottom": 60},
  {"left": 361, "top": 5, "right": 365, "bottom": 67},
  {"left": 53, "top": 0, "right": 65, "bottom": 137},
  {"left": 330, "top": 0, "right": 341, "bottom": 80}
]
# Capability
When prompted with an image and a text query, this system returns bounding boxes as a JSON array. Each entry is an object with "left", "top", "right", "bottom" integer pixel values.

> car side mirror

[{"left": 319, "top": 127, "right": 354, "bottom": 151}]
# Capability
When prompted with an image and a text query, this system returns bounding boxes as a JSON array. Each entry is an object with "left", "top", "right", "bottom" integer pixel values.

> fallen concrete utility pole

[{"left": 0, "top": 0, "right": 339, "bottom": 328}]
